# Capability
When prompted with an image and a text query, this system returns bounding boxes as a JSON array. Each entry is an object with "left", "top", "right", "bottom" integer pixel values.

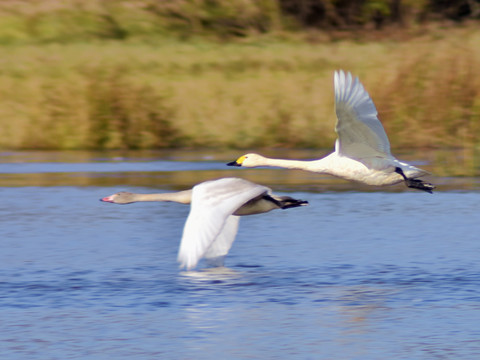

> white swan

[
  {"left": 100, "top": 177, "right": 308, "bottom": 270},
  {"left": 227, "top": 70, "right": 435, "bottom": 193}
]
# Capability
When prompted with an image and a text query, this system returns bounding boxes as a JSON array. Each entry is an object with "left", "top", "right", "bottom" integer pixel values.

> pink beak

[{"left": 100, "top": 195, "right": 114, "bottom": 203}]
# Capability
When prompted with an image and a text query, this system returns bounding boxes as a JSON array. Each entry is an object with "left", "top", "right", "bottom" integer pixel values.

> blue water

[{"left": 1, "top": 152, "right": 480, "bottom": 359}]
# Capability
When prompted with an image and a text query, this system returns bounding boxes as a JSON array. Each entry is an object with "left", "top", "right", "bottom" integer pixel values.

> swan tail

[{"left": 395, "top": 167, "right": 435, "bottom": 194}]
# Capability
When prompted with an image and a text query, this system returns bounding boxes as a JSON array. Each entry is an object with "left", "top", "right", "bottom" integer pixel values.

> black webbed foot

[
  {"left": 265, "top": 195, "right": 309, "bottom": 209},
  {"left": 395, "top": 167, "right": 435, "bottom": 194},
  {"left": 404, "top": 178, "right": 435, "bottom": 194}
]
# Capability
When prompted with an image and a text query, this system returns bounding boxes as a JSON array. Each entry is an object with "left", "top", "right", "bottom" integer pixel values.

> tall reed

[{"left": 0, "top": 29, "right": 479, "bottom": 150}]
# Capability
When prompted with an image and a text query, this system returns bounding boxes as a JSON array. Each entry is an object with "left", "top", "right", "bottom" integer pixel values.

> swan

[
  {"left": 227, "top": 70, "right": 435, "bottom": 193},
  {"left": 100, "top": 177, "right": 308, "bottom": 270}
]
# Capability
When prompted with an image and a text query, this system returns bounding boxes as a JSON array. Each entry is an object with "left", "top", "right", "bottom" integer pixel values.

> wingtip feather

[{"left": 177, "top": 252, "right": 198, "bottom": 271}]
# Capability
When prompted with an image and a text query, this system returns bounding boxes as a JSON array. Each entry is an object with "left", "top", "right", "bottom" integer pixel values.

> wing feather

[
  {"left": 334, "top": 70, "right": 391, "bottom": 159},
  {"left": 177, "top": 178, "right": 269, "bottom": 270},
  {"left": 203, "top": 215, "right": 240, "bottom": 266}
]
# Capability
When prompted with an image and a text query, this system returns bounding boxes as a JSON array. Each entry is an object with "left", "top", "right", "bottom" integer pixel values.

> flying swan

[
  {"left": 101, "top": 177, "right": 308, "bottom": 270},
  {"left": 227, "top": 70, "right": 435, "bottom": 193}
]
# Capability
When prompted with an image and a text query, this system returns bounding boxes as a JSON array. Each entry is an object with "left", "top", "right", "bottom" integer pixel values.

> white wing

[
  {"left": 203, "top": 215, "right": 240, "bottom": 267},
  {"left": 334, "top": 70, "right": 391, "bottom": 160},
  {"left": 177, "top": 178, "right": 269, "bottom": 270}
]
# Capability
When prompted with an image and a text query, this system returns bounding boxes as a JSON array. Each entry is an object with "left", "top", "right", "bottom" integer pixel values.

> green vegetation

[
  {"left": 0, "top": 1, "right": 479, "bottom": 150},
  {"left": 0, "top": 1, "right": 477, "bottom": 44}
]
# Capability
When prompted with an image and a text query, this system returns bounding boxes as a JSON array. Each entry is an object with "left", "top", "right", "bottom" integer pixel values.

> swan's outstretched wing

[
  {"left": 334, "top": 70, "right": 391, "bottom": 160},
  {"left": 203, "top": 215, "right": 240, "bottom": 267},
  {"left": 177, "top": 178, "right": 269, "bottom": 270}
]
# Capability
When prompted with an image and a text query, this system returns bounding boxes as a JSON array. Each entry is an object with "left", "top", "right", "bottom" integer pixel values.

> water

[{"left": 1, "top": 150, "right": 480, "bottom": 359}]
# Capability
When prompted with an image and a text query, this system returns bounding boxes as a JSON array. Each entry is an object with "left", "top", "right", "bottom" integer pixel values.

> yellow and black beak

[{"left": 226, "top": 155, "right": 245, "bottom": 167}]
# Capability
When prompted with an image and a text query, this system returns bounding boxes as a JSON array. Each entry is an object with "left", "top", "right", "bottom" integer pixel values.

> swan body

[
  {"left": 101, "top": 177, "right": 308, "bottom": 270},
  {"left": 227, "top": 70, "right": 434, "bottom": 193}
]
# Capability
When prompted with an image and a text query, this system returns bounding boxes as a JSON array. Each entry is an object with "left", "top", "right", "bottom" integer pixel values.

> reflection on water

[
  {"left": 1, "top": 150, "right": 480, "bottom": 359},
  {"left": 1, "top": 148, "right": 480, "bottom": 190}
]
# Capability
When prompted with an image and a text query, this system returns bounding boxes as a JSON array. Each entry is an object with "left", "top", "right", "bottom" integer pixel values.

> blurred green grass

[
  {"left": 1, "top": 35, "right": 479, "bottom": 150},
  {"left": 0, "top": 1, "right": 479, "bottom": 150}
]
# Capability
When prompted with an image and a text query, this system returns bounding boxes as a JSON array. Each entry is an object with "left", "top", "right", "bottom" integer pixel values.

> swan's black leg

[
  {"left": 395, "top": 167, "right": 435, "bottom": 194},
  {"left": 264, "top": 195, "right": 308, "bottom": 209},
  {"left": 394, "top": 167, "right": 408, "bottom": 181}
]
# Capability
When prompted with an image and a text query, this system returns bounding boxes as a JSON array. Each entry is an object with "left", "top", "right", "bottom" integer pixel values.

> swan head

[
  {"left": 226, "top": 153, "right": 265, "bottom": 168},
  {"left": 100, "top": 191, "right": 135, "bottom": 204}
]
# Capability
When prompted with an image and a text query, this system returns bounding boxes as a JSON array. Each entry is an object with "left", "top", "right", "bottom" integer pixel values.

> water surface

[{"left": 1, "top": 150, "right": 479, "bottom": 359}]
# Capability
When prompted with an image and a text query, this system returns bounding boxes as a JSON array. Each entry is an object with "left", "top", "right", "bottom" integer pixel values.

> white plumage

[
  {"left": 228, "top": 70, "right": 434, "bottom": 193},
  {"left": 177, "top": 178, "right": 267, "bottom": 270},
  {"left": 101, "top": 177, "right": 308, "bottom": 270}
]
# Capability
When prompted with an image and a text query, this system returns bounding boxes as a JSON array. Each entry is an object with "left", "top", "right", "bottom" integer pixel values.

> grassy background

[{"left": 0, "top": 1, "right": 479, "bottom": 150}]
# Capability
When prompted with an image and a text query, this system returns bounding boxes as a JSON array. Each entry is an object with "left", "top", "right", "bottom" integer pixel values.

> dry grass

[
  {"left": 373, "top": 36, "right": 480, "bottom": 149},
  {"left": 0, "top": 27, "right": 480, "bottom": 150}
]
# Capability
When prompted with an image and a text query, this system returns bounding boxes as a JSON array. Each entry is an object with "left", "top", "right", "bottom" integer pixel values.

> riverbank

[{"left": 0, "top": 26, "right": 479, "bottom": 150}]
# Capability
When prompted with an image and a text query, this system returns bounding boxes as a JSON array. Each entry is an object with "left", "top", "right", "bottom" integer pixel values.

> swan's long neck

[
  {"left": 131, "top": 190, "right": 192, "bottom": 204},
  {"left": 260, "top": 156, "right": 331, "bottom": 173}
]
